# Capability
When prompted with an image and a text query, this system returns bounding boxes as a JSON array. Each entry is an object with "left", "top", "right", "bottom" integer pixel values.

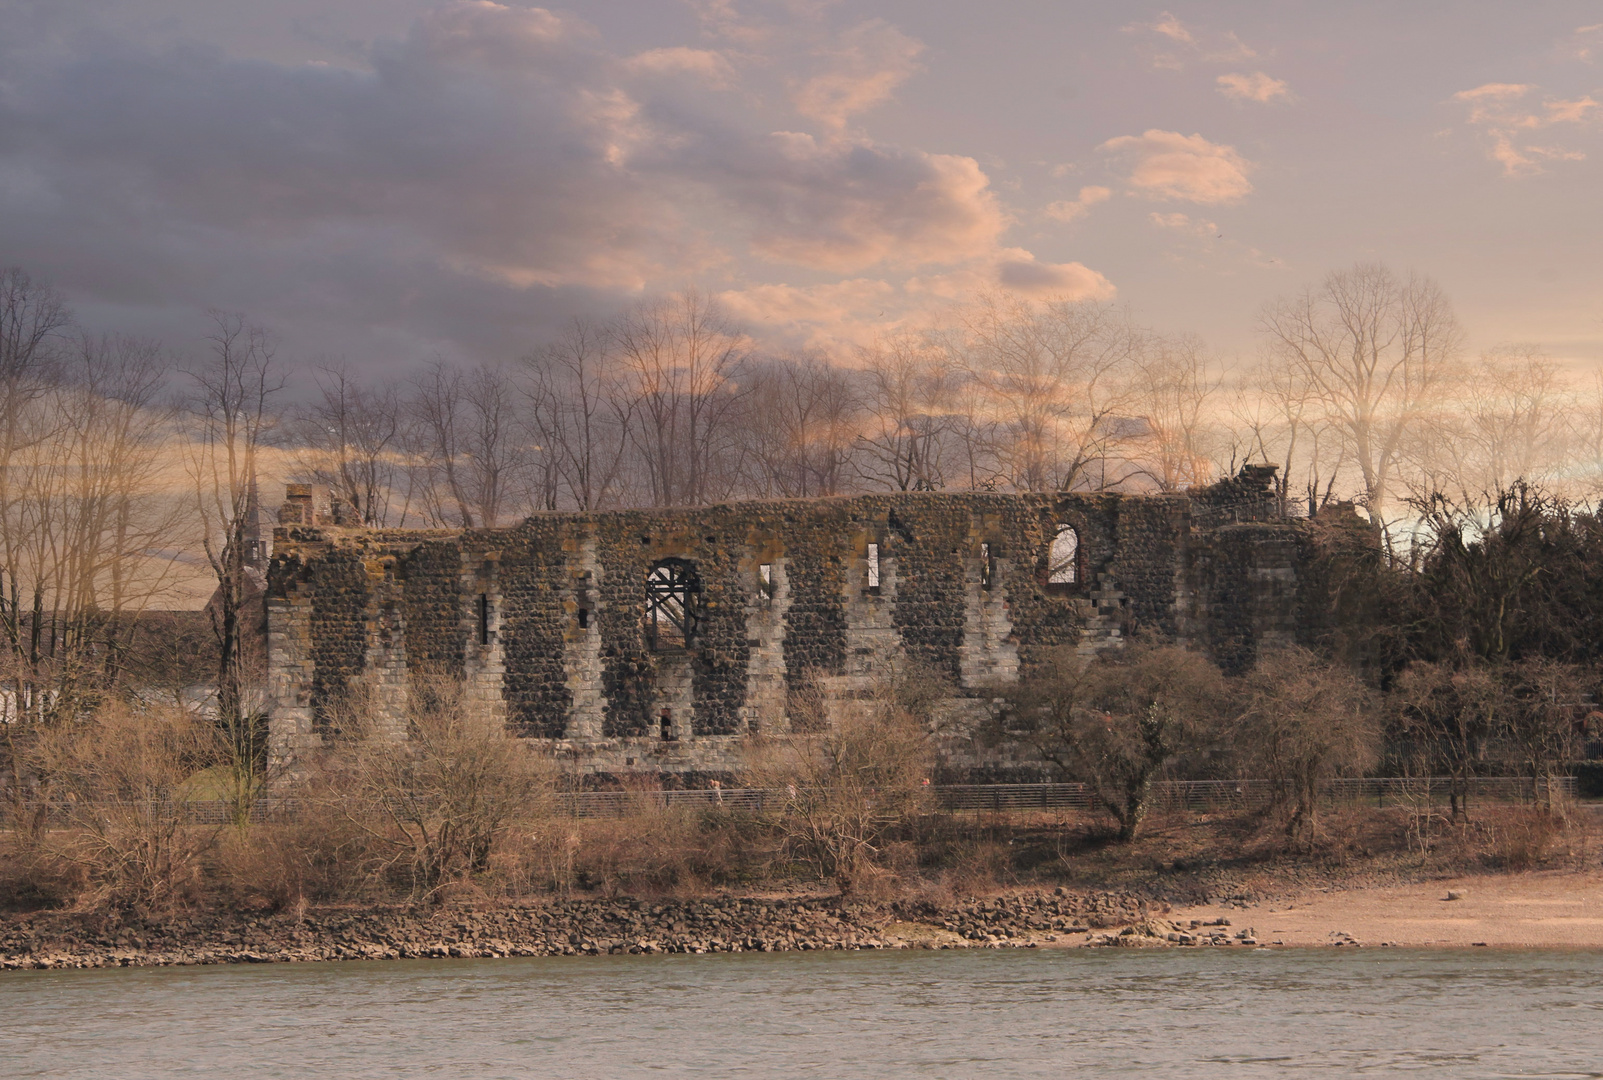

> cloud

[
  {"left": 791, "top": 19, "right": 924, "bottom": 133},
  {"left": 626, "top": 47, "right": 737, "bottom": 87},
  {"left": 1099, "top": 130, "right": 1255, "bottom": 204},
  {"left": 1145, "top": 12, "right": 1196, "bottom": 46},
  {"left": 717, "top": 278, "right": 903, "bottom": 351},
  {"left": 1453, "top": 82, "right": 1598, "bottom": 174},
  {"left": 1044, "top": 185, "right": 1112, "bottom": 223},
  {"left": 1123, "top": 12, "right": 1255, "bottom": 70},
  {"left": 695, "top": 131, "right": 1009, "bottom": 273},
  {"left": 1216, "top": 72, "right": 1291, "bottom": 104},
  {"left": 1562, "top": 23, "right": 1603, "bottom": 62},
  {"left": 718, "top": 250, "right": 1115, "bottom": 357},
  {"left": 993, "top": 251, "right": 1115, "bottom": 297},
  {"left": 1148, "top": 211, "right": 1219, "bottom": 237},
  {"left": 0, "top": 1, "right": 1100, "bottom": 365}
]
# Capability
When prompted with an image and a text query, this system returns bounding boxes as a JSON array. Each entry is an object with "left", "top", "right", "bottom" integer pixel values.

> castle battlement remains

[{"left": 265, "top": 469, "right": 1309, "bottom": 781}]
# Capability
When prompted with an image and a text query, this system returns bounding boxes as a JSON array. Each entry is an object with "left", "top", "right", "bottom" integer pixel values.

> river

[{"left": 6, "top": 948, "right": 1602, "bottom": 1078}]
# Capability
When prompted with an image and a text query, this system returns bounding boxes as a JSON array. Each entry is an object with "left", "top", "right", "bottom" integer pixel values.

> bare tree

[
  {"left": 1127, "top": 333, "right": 1223, "bottom": 491},
  {"left": 1005, "top": 642, "right": 1224, "bottom": 841},
  {"left": 186, "top": 311, "right": 284, "bottom": 827},
  {"left": 1463, "top": 346, "right": 1573, "bottom": 496},
  {"left": 613, "top": 290, "right": 750, "bottom": 507},
  {"left": 406, "top": 361, "right": 531, "bottom": 528},
  {"left": 742, "top": 353, "right": 861, "bottom": 498},
  {"left": 1393, "top": 657, "right": 1503, "bottom": 821},
  {"left": 292, "top": 364, "right": 405, "bottom": 526},
  {"left": 854, "top": 334, "right": 958, "bottom": 491},
  {"left": 952, "top": 295, "right": 1138, "bottom": 492},
  {"left": 1260, "top": 263, "right": 1463, "bottom": 523},
  {"left": 1233, "top": 645, "right": 1378, "bottom": 840},
  {"left": 520, "top": 320, "right": 632, "bottom": 511},
  {"left": 0, "top": 326, "right": 182, "bottom": 731},
  {"left": 0, "top": 269, "right": 70, "bottom": 719},
  {"left": 1502, "top": 657, "right": 1584, "bottom": 811}
]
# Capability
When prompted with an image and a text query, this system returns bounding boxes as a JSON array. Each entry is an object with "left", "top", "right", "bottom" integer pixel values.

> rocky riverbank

[{"left": 0, "top": 890, "right": 1162, "bottom": 970}]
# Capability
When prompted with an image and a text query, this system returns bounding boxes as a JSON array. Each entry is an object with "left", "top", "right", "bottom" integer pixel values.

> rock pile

[{"left": 0, "top": 889, "right": 1177, "bottom": 970}]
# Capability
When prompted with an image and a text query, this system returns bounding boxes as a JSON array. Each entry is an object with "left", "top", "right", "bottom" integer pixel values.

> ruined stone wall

[{"left": 265, "top": 475, "right": 1303, "bottom": 779}]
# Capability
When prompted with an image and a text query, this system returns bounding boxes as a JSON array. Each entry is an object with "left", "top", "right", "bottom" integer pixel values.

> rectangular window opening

[
  {"left": 980, "top": 542, "right": 992, "bottom": 590},
  {"left": 477, "top": 593, "right": 491, "bottom": 645},
  {"left": 577, "top": 607, "right": 590, "bottom": 629},
  {"left": 866, "top": 542, "right": 881, "bottom": 593},
  {"left": 758, "top": 563, "right": 773, "bottom": 601}
]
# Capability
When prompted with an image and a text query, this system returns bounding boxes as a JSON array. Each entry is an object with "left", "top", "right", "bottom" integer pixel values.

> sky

[{"left": 2, "top": 0, "right": 1601, "bottom": 373}]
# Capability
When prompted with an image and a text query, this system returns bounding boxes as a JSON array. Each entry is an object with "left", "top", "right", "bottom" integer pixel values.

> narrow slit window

[
  {"left": 1048, "top": 526, "right": 1079, "bottom": 585},
  {"left": 478, "top": 593, "right": 491, "bottom": 644},
  {"left": 866, "top": 543, "right": 881, "bottom": 591},
  {"left": 758, "top": 563, "right": 773, "bottom": 601},
  {"left": 980, "top": 542, "right": 992, "bottom": 590},
  {"left": 577, "top": 608, "right": 590, "bottom": 629}
]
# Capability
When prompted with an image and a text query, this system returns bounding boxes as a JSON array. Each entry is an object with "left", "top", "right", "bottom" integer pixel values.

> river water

[{"left": 6, "top": 948, "right": 1603, "bottom": 1078}]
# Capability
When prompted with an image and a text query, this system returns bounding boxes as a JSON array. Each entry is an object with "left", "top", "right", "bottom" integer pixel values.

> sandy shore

[{"left": 1167, "top": 869, "right": 1603, "bottom": 948}]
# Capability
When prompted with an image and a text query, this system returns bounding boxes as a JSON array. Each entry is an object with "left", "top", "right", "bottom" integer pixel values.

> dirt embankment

[{"left": 0, "top": 890, "right": 1157, "bottom": 970}]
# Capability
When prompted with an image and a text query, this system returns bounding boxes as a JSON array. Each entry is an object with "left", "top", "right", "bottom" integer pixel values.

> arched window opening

[
  {"left": 1047, "top": 525, "right": 1080, "bottom": 589},
  {"left": 645, "top": 558, "right": 701, "bottom": 650}
]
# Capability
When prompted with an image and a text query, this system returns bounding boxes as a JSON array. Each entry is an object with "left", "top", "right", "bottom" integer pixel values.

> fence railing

[{"left": 8, "top": 776, "right": 1577, "bottom": 825}]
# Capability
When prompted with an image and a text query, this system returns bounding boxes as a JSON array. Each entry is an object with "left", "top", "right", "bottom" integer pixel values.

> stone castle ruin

[{"left": 265, "top": 467, "right": 1309, "bottom": 781}]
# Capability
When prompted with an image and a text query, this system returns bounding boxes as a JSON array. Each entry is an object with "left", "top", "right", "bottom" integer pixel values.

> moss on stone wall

[
  {"left": 398, "top": 540, "right": 465, "bottom": 682},
  {"left": 307, "top": 549, "right": 369, "bottom": 733},
  {"left": 494, "top": 524, "right": 573, "bottom": 738},
  {"left": 776, "top": 503, "right": 848, "bottom": 682}
]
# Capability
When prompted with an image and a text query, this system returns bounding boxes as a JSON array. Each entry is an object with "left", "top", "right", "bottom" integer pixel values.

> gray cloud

[{"left": 0, "top": 1, "right": 1042, "bottom": 366}]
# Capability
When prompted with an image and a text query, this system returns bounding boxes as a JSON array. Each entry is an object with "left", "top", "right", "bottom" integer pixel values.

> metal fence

[
  {"left": 934, "top": 776, "right": 1576, "bottom": 814},
  {"left": 11, "top": 776, "right": 1577, "bottom": 825}
]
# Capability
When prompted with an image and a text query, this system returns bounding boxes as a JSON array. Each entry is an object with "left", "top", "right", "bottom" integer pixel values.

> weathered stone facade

[{"left": 266, "top": 469, "right": 1308, "bottom": 781}]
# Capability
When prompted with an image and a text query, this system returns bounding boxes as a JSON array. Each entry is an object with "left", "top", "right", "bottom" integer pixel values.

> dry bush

[
  {"left": 206, "top": 809, "right": 383, "bottom": 912},
  {"left": 939, "top": 839, "right": 1012, "bottom": 899},
  {"left": 1485, "top": 808, "right": 1562, "bottom": 871},
  {"left": 747, "top": 667, "right": 935, "bottom": 896},
  {"left": 0, "top": 832, "right": 88, "bottom": 910},
  {"left": 1006, "top": 641, "right": 1225, "bottom": 842},
  {"left": 314, "top": 678, "right": 557, "bottom": 900},
  {"left": 1233, "top": 645, "right": 1379, "bottom": 843},
  {"left": 23, "top": 702, "right": 221, "bottom": 910},
  {"left": 522, "top": 803, "right": 779, "bottom": 898}
]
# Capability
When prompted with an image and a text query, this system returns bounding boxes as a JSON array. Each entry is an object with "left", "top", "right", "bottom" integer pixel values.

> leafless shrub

[
  {"left": 317, "top": 678, "right": 556, "bottom": 900},
  {"left": 747, "top": 668, "right": 935, "bottom": 896},
  {"left": 1005, "top": 641, "right": 1225, "bottom": 841},
  {"left": 1233, "top": 645, "right": 1379, "bottom": 842},
  {"left": 25, "top": 702, "right": 221, "bottom": 910},
  {"left": 1487, "top": 807, "right": 1561, "bottom": 871}
]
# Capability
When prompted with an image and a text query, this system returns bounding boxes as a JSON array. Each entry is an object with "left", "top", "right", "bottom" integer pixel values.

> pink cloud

[
  {"left": 1044, "top": 185, "right": 1112, "bottom": 224},
  {"left": 1453, "top": 82, "right": 1597, "bottom": 175},
  {"left": 1099, "top": 130, "right": 1255, "bottom": 204},
  {"left": 1216, "top": 72, "right": 1291, "bottom": 104}
]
